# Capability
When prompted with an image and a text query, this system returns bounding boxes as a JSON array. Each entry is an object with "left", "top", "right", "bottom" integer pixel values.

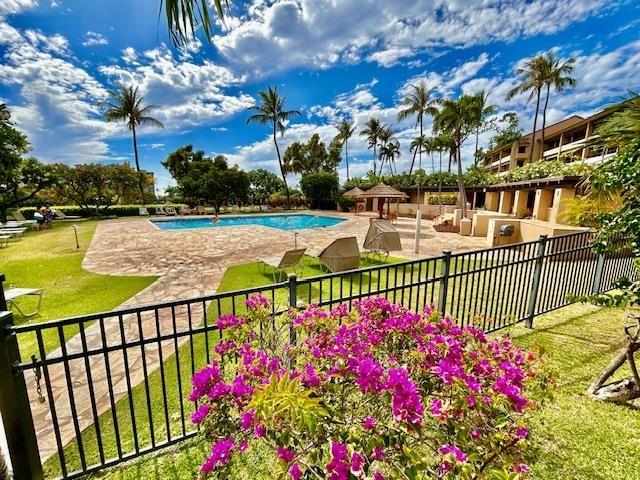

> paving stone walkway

[{"left": 26, "top": 212, "right": 487, "bottom": 462}]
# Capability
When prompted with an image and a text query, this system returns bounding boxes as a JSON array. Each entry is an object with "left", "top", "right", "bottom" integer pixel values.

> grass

[
  {"left": 0, "top": 221, "right": 157, "bottom": 358},
  {"left": 88, "top": 306, "right": 640, "bottom": 480}
]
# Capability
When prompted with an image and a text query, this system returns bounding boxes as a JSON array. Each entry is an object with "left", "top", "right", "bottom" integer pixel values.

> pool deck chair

[
  {"left": 0, "top": 235, "right": 10, "bottom": 248},
  {"left": 155, "top": 206, "right": 167, "bottom": 215},
  {"left": 5, "top": 287, "right": 44, "bottom": 317},
  {"left": 139, "top": 207, "right": 149, "bottom": 216},
  {"left": 9, "top": 210, "right": 36, "bottom": 225},
  {"left": 311, "top": 237, "right": 361, "bottom": 273},
  {"left": 363, "top": 219, "right": 402, "bottom": 260},
  {"left": 259, "top": 248, "right": 307, "bottom": 282},
  {"left": 53, "top": 209, "right": 81, "bottom": 220},
  {"left": 0, "top": 227, "right": 26, "bottom": 238},
  {"left": 180, "top": 206, "right": 192, "bottom": 215},
  {"left": 165, "top": 206, "right": 178, "bottom": 216}
]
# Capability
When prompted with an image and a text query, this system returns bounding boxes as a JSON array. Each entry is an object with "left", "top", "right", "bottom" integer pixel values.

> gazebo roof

[
  {"left": 358, "top": 183, "right": 409, "bottom": 199},
  {"left": 343, "top": 187, "right": 366, "bottom": 197}
]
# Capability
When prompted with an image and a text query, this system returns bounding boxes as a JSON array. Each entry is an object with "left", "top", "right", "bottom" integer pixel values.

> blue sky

[{"left": 1, "top": 0, "right": 639, "bottom": 193}]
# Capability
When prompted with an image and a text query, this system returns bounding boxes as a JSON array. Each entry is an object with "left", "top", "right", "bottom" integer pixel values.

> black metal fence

[{"left": 0, "top": 231, "right": 637, "bottom": 480}]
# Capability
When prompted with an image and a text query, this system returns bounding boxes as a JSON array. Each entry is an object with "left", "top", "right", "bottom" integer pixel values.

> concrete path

[{"left": 24, "top": 212, "right": 487, "bottom": 462}]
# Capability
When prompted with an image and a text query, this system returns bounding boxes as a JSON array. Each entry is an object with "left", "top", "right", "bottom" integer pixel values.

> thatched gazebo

[
  {"left": 358, "top": 183, "right": 409, "bottom": 219},
  {"left": 343, "top": 187, "right": 365, "bottom": 198}
]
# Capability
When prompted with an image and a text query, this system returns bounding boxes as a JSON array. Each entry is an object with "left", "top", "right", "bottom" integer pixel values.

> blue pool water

[{"left": 152, "top": 214, "right": 345, "bottom": 231}]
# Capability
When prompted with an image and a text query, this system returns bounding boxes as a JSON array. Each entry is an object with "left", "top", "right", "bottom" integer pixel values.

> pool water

[{"left": 152, "top": 214, "right": 346, "bottom": 231}]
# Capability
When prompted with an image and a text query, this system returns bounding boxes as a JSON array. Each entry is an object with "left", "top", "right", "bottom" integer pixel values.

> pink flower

[
  {"left": 289, "top": 463, "right": 303, "bottom": 480},
  {"left": 254, "top": 425, "right": 266, "bottom": 437},
  {"left": 214, "top": 341, "right": 236, "bottom": 356},
  {"left": 303, "top": 363, "right": 321, "bottom": 387},
  {"left": 240, "top": 409, "right": 255, "bottom": 430},
  {"left": 200, "top": 438, "right": 234, "bottom": 473},
  {"left": 239, "top": 440, "right": 249, "bottom": 452},
  {"left": 373, "top": 472, "right": 385, "bottom": 480},
  {"left": 216, "top": 314, "right": 247, "bottom": 330},
  {"left": 386, "top": 367, "right": 424, "bottom": 425},
  {"left": 351, "top": 452, "right": 364, "bottom": 475},
  {"left": 372, "top": 445, "right": 384, "bottom": 461},
  {"left": 439, "top": 444, "right": 468, "bottom": 463},
  {"left": 189, "top": 363, "right": 221, "bottom": 401},
  {"left": 516, "top": 427, "right": 529, "bottom": 439},
  {"left": 326, "top": 442, "right": 350, "bottom": 480},
  {"left": 363, "top": 417, "right": 376, "bottom": 430},
  {"left": 513, "top": 463, "right": 530, "bottom": 473},
  {"left": 277, "top": 447, "right": 295, "bottom": 463},
  {"left": 245, "top": 293, "right": 270, "bottom": 310},
  {"left": 191, "top": 404, "right": 209, "bottom": 424}
]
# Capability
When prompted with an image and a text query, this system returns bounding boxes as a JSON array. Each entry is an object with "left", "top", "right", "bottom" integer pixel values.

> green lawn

[{"left": 0, "top": 221, "right": 157, "bottom": 358}]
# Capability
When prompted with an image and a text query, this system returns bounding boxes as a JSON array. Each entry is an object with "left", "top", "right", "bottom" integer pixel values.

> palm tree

[
  {"left": 162, "top": 0, "right": 227, "bottom": 46},
  {"left": 434, "top": 95, "right": 477, "bottom": 219},
  {"left": 380, "top": 140, "right": 400, "bottom": 175},
  {"left": 409, "top": 135, "right": 427, "bottom": 175},
  {"left": 360, "top": 118, "right": 383, "bottom": 174},
  {"left": 590, "top": 92, "right": 640, "bottom": 147},
  {"left": 246, "top": 85, "right": 301, "bottom": 205},
  {"left": 470, "top": 90, "right": 497, "bottom": 164},
  {"left": 103, "top": 84, "right": 164, "bottom": 201},
  {"left": 541, "top": 52, "right": 576, "bottom": 153},
  {"left": 376, "top": 126, "right": 394, "bottom": 176},
  {"left": 337, "top": 119, "right": 356, "bottom": 181},
  {"left": 398, "top": 83, "right": 438, "bottom": 175},
  {"left": 433, "top": 134, "right": 452, "bottom": 215},
  {"left": 506, "top": 55, "right": 547, "bottom": 163}
]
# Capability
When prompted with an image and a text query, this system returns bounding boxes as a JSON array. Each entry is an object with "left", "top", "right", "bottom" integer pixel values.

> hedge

[
  {"left": 15, "top": 204, "right": 187, "bottom": 219},
  {"left": 427, "top": 194, "right": 458, "bottom": 205}
]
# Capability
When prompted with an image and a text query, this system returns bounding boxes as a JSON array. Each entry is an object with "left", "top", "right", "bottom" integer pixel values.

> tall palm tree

[
  {"left": 590, "top": 92, "right": 640, "bottom": 147},
  {"left": 246, "top": 85, "right": 300, "bottom": 205},
  {"left": 424, "top": 137, "right": 438, "bottom": 174},
  {"left": 506, "top": 55, "right": 547, "bottom": 163},
  {"left": 162, "top": 0, "right": 227, "bottom": 46},
  {"left": 360, "top": 118, "right": 383, "bottom": 174},
  {"left": 434, "top": 95, "right": 477, "bottom": 219},
  {"left": 398, "top": 83, "right": 438, "bottom": 176},
  {"left": 409, "top": 135, "right": 427, "bottom": 175},
  {"left": 433, "top": 134, "right": 451, "bottom": 215},
  {"left": 380, "top": 139, "right": 400, "bottom": 176},
  {"left": 337, "top": 119, "right": 356, "bottom": 181},
  {"left": 471, "top": 90, "right": 497, "bottom": 164},
  {"left": 541, "top": 53, "right": 576, "bottom": 153},
  {"left": 103, "top": 84, "right": 164, "bottom": 201},
  {"left": 376, "top": 126, "right": 394, "bottom": 176}
]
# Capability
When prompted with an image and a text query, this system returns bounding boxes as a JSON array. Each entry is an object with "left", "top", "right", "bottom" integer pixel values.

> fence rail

[{"left": 0, "top": 231, "right": 637, "bottom": 480}]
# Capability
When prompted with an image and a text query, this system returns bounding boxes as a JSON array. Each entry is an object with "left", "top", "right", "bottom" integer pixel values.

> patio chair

[
  {"left": 5, "top": 287, "right": 44, "bottom": 317},
  {"left": 139, "top": 207, "right": 149, "bottom": 216},
  {"left": 258, "top": 248, "right": 307, "bottom": 282},
  {"left": 0, "top": 227, "right": 26, "bottom": 237},
  {"left": 363, "top": 219, "right": 402, "bottom": 261},
  {"left": 310, "top": 237, "right": 361, "bottom": 273},
  {"left": 155, "top": 206, "right": 167, "bottom": 215},
  {"left": 180, "top": 206, "right": 192, "bottom": 215},
  {"left": 0, "top": 235, "right": 10, "bottom": 248},
  {"left": 52, "top": 209, "right": 82, "bottom": 220},
  {"left": 165, "top": 206, "right": 178, "bottom": 216},
  {"left": 9, "top": 210, "right": 36, "bottom": 224}
]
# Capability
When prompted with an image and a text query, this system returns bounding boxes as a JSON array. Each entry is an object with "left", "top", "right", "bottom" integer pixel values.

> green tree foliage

[
  {"left": 283, "top": 133, "right": 342, "bottom": 175},
  {"left": 300, "top": 172, "right": 340, "bottom": 209},
  {"left": 591, "top": 92, "right": 640, "bottom": 147},
  {"left": 162, "top": 145, "right": 249, "bottom": 212},
  {"left": 55, "top": 163, "right": 144, "bottom": 214},
  {"left": 487, "top": 112, "right": 523, "bottom": 151},
  {"left": 0, "top": 105, "right": 58, "bottom": 222},
  {"left": 360, "top": 117, "right": 383, "bottom": 174},
  {"left": 248, "top": 169, "right": 285, "bottom": 204},
  {"left": 500, "top": 160, "right": 592, "bottom": 183}
]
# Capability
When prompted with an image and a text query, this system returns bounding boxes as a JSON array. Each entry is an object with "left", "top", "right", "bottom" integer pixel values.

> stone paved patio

[{"left": 28, "top": 212, "right": 487, "bottom": 462}]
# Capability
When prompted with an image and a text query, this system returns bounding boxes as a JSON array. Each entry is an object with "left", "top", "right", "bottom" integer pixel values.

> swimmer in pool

[{"left": 212, "top": 214, "right": 220, "bottom": 224}]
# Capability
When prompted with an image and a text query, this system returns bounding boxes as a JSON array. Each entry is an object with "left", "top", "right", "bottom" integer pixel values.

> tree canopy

[
  {"left": 248, "top": 169, "right": 285, "bottom": 204},
  {"left": 283, "top": 134, "right": 342, "bottom": 175}
]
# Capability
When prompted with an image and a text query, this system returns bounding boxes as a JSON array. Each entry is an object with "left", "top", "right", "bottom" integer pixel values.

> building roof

[
  {"left": 343, "top": 187, "right": 365, "bottom": 197},
  {"left": 359, "top": 183, "right": 409, "bottom": 199},
  {"left": 483, "top": 175, "right": 583, "bottom": 191}
]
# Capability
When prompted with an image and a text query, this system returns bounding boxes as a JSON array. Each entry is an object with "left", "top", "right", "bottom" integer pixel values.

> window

[
  {"left": 518, "top": 145, "right": 526, "bottom": 154},
  {"left": 517, "top": 160, "right": 524, "bottom": 167}
]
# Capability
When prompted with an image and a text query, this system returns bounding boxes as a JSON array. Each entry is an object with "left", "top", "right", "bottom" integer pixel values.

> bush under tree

[{"left": 300, "top": 172, "right": 339, "bottom": 210}]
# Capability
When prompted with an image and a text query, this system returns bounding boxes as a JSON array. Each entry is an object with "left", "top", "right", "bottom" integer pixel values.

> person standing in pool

[{"left": 212, "top": 214, "right": 220, "bottom": 224}]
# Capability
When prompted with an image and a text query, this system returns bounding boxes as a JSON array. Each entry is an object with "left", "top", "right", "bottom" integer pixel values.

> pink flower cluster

[{"left": 191, "top": 294, "right": 543, "bottom": 479}]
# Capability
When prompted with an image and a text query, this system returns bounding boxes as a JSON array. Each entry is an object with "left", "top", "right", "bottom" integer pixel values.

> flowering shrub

[{"left": 190, "top": 295, "right": 549, "bottom": 479}]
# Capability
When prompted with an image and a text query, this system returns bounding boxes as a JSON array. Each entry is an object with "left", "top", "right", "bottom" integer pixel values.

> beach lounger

[
  {"left": 5, "top": 287, "right": 44, "bottom": 317},
  {"left": 310, "top": 237, "right": 360, "bottom": 273},
  {"left": 0, "top": 227, "right": 27, "bottom": 237},
  {"left": 0, "top": 235, "right": 10, "bottom": 248},
  {"left": 259, "top": 248, "right": 307, "bottom": 282},
  {"left": 180, "top": 206, "right": 192, "bottom": 215},
  {"left": 155, "top": 206, "right": 167, "bottom": 215},
  {"left": 52, "top": 209, "right": 81, "bottom": 220},
  {"left": 139, "top": 207, "right": 150, "bottom": 216},
  {"left": 165, "top": 206, "right": 178, "bottom": 216},
  {"left": 10, "top": 210, "right": 37, "bottom": 224}
]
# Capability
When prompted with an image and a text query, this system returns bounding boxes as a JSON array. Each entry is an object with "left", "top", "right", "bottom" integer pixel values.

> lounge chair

[
  {"left": 0, "top": 235, "right": 10, "bottom": 248},
  {"left": 258, "top": 248, "right": 307, "bottom": 282},
  {"left": 52, "top": 209, "right": 81, "bottom": 220},
  {"left": 0, "top": 227, "right": 26, "bottom": 237},
  {"left": 155, "top": 206, "right": 167, "bottom": 215},
  {"left": 5, "top": 287, "right": 44, "bottom": 317},
  {"left": 9, "top": 210, "right": 37, "bottom": 224},
  {"left": 165, "top": 206, "right": 178, "bottom": 216},
  {"left": 194, "top": 206, "right": 207, "bottom": 215},
  {"left": 310, "top": 237, "right": 361, "bottom": 273},
  {"left": 180, "top": 206, "right": 192, "bottom": 215},
  {"left": 363, "top": 219, "right": 402, "bottom": 260},
  {"left": 139, "top": 207, "right": 149, "bottom": 216}
]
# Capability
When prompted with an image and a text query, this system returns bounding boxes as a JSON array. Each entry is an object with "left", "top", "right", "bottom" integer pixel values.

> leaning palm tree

[
  {"left": 103, "top": 84, "right": 164, "bottom": 201},
  {"left": 506, "top": 55, "right": 547, "bottom": 163},
  {"left": 246, "top": 85, "right": 301, "bottom": 205},
  {"left": 541, "top": 52, "right": 576, "bottom": 152},
  {"left": 337, "top": 119, "right": 356, "bottom": 181},
  {"left": 470, "top": 90, "right": 497, "bottom": 164},
  {"left": 409, "top": 135, "right": 427, "bottom": 175},
  {"left": 434, "top": 95, "right": 477, "bottom": 219},
  {"left": 360, "top": 118, "right": 383, "bottom": 174}
]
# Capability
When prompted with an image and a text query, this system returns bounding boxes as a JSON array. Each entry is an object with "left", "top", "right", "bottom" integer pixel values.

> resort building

[{"left": 482, "top": 106, "right": 620, "bottom": 174}]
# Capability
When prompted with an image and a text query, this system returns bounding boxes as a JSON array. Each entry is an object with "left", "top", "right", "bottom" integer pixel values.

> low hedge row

[
  {"left": 427, "top": 194, "right": 458, "bottom": 205},
  {"left": 16, "top": 205, "right": 187, "bottom": 220}
]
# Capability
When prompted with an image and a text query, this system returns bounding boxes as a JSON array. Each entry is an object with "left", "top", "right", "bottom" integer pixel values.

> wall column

[
  {"left": 498, "top": 191, "right": 514, "bottom": 214},
  {"left": 532, "top": 189, "right": 554, "bottom": 221},
  {"left": 485, "top": 191, "right": 500, "bottom": 211},
  {"left": 549, "top": 187, "right": 575, "bottom": 224},
  {"left": 513, "top": 190, "right": 529, "bottom": 218}
]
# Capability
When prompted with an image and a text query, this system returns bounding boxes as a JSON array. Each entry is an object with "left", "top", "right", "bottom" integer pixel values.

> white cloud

[
  {"left": 213, "top": 0, "right": 617, "bottom": 73},
  {"left": 82, "top": 31, "right": 108, "bottom": 47},
  {"left": 0, "top": 0, "right": 37, "bottom": 15}
]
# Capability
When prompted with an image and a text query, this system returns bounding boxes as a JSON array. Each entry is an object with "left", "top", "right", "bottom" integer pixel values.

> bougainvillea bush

[{"left": 190, "top": 295, "right": 549, "bottom": 479}]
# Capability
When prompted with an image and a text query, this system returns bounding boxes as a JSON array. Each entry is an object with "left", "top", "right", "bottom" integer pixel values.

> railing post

[
  {"left": 438, "top": 251, "right": 452, "bottom": 317},
  {"left": 288, "top": 274, "right": 297, "bottom": 345},
  {"left": 0, "top": 274, "right": 7, "bottom": 311},
  {"left": 0, "top": 311, "right": 44, "bottom": 480},
  {"left": 525, "top": 235, "right": 548, "bottom": 329},
  {"left": 591, "top": 252, "right": 606, "bottom": 295}
]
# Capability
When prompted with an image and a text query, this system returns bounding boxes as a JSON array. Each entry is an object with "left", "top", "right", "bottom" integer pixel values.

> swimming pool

[{"left": 152, "top": 214, "right": 346, "bottom": 231}]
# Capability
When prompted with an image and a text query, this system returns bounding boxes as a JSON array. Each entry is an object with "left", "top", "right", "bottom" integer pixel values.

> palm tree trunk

[
  {"left": 345, "top": 138, "right": 349, "bottom": 181},
  {"left": 448, "top": 149, "right": 453, "bottom": 173},
  {"left": 474, "top": 126, "right": 480, "bottom": 166},
  {"left": 131, "top": 124, "right": 145, "bottom": 203},
  {"left": 438, "top": 150, "right": 443, "bottom": 215},
  {"left": 456, "top": 141, "right": 467, "bottom": 219},
  {"left": 528, "top": 87, "right": 541, "bottom": 163},
  {"left": 541, "top": 83, "right": 551, "bottom": 161},
  {"left": 273, "top": 122, "right": 290, "bottom": 207},
  {"left": 409, "top": 148, "right": 417, "bottom": 175},
  {"left": 372, "top": 145, "right": 377, "bottom": 175}
]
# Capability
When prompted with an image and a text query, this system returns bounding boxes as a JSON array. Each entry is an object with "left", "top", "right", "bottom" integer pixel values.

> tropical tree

[
  {"left": 376, "top": 126, "right": 394, "bottom": 175},
  {"left": 470, "top": 90, "right": 497, "bottom": 164},
  {"left": 540, "top": 52, "right": 576, "bottom": 153},
  {"left": 162, "top": 0, "right": 227, "bottom": 46},
  {"left": 336, "top": 119, "right": 356, "bottom": 180},
  {"left": 409, "top": 135, "right": 427, "bottom": 175},
  {"left": 434, "top": 95, "right": 478, "bottom": 218},
  {"left": 398, "top": 83, "right": 438, "bottom": 174},
  {"left": 506, "top": 55, "right": 547, "bottom": 163},
  {"left": 360, "top": 118, "right": 383, "bottom": 175},
  {"left": 379, "top": 139, "right": 400, "bottom": 176},
  {"left": 248, "top": 169, "right": 285, "bottom": 205},
  {"left": 591, "top": 92, "right": 640, "bottom": 147},
  {"left": 246, "top": 85, "right": 300, "bottom": 205},
  {"left": 102, "top": 85, "right": 164, "bottom": 201},
  {"left": 282, "top": 134, "right": 341, "bottom": 176}
]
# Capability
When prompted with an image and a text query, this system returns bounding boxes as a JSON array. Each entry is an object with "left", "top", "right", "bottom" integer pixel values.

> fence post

[
  {"left": 525, "top": 235, "right": 548, "bottom": 329},
  {"left": 0, "top": 274, "right": 6, "bottom": 311},
  {"left": 591, "top": 252, "right": 606, "bottom": 295},
  {"left": 0, "top": 311, "right": 44, "bottom": 480},
  {"left": 438, "top": 251, "right": 452, "bottom": 317},
  {"left": 288, "top": 274, "right": 297, "bottom": 345}
]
